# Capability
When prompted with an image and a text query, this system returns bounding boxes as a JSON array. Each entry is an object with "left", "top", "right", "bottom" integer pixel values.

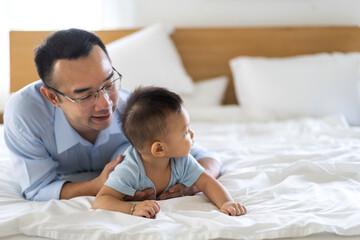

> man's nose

[{"left": 94, "top": 90, "right": 112, "bottom": 110}]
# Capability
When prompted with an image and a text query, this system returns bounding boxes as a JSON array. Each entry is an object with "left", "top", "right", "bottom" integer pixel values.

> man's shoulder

[{"left": 4, "top": 80, "right": 55, "bottom": 127}]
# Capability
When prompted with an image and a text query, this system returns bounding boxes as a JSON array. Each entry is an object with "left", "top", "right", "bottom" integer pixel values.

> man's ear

[
  {"left": 40, "top": 86, "right": 60, "bottom": 107},
  {"left": 151, "top": 141, "right": 166, "bottom": 157}
]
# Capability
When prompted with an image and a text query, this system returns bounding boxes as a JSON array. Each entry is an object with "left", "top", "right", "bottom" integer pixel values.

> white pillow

[
  {"left": 106, "top": 24, "right": 194, "bottom": 94},
  {"left": 230, "top": 53, "right": 360, "bottom": 125},
  {"left": 180, "top": 76, "right": 228, "bottom": 107}
]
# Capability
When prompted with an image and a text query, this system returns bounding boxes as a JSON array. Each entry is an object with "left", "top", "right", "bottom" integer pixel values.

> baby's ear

[{"left": 151, "top": 141, "right": 165, "bottom": 157}]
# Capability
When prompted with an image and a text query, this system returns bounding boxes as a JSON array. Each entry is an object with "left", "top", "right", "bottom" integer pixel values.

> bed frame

[
  {"left": 6, "top": 26, "right": 359, "bottom": 124},
  {"left": 8, "top": 26, "right": 360, "bottom": 105}
]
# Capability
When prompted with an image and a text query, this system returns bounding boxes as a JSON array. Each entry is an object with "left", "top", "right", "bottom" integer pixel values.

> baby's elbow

[{"left": 92, "top": 198, "right": 101, "bottom": 210}]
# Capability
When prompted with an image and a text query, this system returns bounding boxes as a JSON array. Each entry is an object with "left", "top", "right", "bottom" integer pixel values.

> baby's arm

[
  {"left": 92, "top": 185, "right": 160, "bottom": 218},
  {"left": 194, "top": 172, "right": 247, "bottom": 216}
]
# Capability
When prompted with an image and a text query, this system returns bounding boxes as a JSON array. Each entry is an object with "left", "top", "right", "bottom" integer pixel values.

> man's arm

[
  {"left": 198, "top": 157, "right": 221, "bottom": 179},
  {"left": 60, "top": 155, "right": 123, "bottom": 199},
  {"left": 4, "top": 112, "right": 123, "bottom": 201},
  {"left": 4, "top": 116, "right": 63, "bottom": 201}
]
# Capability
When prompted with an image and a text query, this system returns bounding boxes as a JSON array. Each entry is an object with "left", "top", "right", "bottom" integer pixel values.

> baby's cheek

[{"left": 188, "top": 140, "right": 193, "bottom": 150}]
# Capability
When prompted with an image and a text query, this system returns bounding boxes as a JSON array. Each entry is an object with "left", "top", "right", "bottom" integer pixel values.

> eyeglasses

[{"left": 47, "top": 67, "right": 122, "bottom": 109}]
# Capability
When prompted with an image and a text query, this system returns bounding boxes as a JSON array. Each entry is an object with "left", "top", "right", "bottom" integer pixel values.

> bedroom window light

[{"left": 7, "top": 0, "right": 103, "bottom": 30}]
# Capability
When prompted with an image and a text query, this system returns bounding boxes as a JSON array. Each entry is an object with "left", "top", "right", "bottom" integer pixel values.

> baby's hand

[
  {"left": 132, "top": 200, "right": 160, "bottom": 218},
  {"left": 220, "top": 202, "right": 247, "bottom": 216}
]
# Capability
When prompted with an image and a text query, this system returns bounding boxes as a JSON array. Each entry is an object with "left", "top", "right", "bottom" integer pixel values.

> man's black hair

[{"left": 34, "top": 28, "right": 109, "bottom": 87}]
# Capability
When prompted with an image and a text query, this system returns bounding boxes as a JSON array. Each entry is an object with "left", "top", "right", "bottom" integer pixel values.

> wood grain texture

[{"left": 10, "top": 26, "right": 360, "bottom": 104}]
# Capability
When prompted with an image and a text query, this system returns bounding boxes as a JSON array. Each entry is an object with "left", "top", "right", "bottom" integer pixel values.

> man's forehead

[{"left": 51, "top": 47, "right": 112, "bottom": 90}]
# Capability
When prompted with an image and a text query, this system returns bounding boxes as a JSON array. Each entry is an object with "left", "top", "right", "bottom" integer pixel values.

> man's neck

[
  {"left": 79, "top": 131, "right": 99, "bottom": 144},
  {"left": 62, "top": 113, "right": 101, "bottom": 144}
]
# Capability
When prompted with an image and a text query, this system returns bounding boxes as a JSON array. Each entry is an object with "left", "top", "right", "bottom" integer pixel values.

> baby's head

[{"left": 121, "top": 86, "right": 194, "bottom": 157}]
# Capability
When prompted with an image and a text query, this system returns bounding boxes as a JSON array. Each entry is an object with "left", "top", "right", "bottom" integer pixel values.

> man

[{"left": 4, "top": 28, "right": 221, "bottom": 201}]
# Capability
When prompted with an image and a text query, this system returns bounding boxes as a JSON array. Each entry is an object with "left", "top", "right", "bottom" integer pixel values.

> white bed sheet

[{"left": 1, "top": 108, "right": 360, "bottom": 240}]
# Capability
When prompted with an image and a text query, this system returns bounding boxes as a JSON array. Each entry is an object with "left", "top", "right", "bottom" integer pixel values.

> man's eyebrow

[{"left": 73, "top": 71, "right": 114, "bottom": 94}]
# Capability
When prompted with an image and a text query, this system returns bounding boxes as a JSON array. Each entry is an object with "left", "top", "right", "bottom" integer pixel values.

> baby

[{"left": 92, "top": 86, "right": 246, "bottom": 218}]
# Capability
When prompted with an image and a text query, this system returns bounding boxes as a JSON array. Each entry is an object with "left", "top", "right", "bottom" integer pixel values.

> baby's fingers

[
  {"left": 236, "top": 203, "right": 247, "bottom": 215},
  {"left": 148, "top": 201, "right": 160, "bottom": 217},
  {"left": 220, "top": 208, "right": 230, "bottom": 215},
  {"left": 220, "top": 206, "right": 236, "bottom": 216},
  {"left": 134, "top": 200, "right": 160, "bottom": 218},
  {"left": 220, "top": 202, "right": 247, "bottom": 216},
  {"left": 232, "top": 203, "right": 246, "bottom": 216},
  {"left": 137, "top": 207, "right": 156, "bottom": 218}
]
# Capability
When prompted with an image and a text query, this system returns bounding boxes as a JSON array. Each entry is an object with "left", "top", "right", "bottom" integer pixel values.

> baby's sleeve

[
  {"left": 104, "top": 162, "right": 138, "bottom": 197},
  {"left": 178, "top": 155, "right": 205, "bottom": 187}
]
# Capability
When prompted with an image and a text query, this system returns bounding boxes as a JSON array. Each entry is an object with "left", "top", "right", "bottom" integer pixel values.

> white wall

[
  {"left": 105, "top": 0, "right": 360, "bottom": 28},
  {"left": 0, "top": 0, "right": 103, "bottom": 112},
  {"left": 0, "top": 0, "right": 10, "bottom": 112},
  {"left": 1, "top": 0, "right": 360, "bottom": 112}
]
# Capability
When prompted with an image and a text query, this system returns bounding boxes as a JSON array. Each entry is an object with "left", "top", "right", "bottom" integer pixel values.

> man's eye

[
  {"left": 80, "top": 93, "right": 94, "bottom": 100},
  {"left": 104, "top": 83, "right": 115, "bottom": 90},
  {"left": 104, "top": 85, "right": 112, "bottom": 90}
]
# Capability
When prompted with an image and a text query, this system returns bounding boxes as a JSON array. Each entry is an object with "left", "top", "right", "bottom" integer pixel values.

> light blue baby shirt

[{"left": 105, "top": 146, "right": 205, "bottom": 198}]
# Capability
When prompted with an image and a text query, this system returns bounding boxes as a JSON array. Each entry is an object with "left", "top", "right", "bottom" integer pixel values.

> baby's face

[{"left": 164, "top": 106, "right": 194, "bottom": 158}]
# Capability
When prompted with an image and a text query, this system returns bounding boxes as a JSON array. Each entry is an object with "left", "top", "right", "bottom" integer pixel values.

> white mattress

[{"left": 1, "top": 107, "right": 360, "bottom": 240}]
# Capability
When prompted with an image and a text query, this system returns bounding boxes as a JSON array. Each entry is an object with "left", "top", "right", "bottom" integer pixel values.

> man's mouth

[{"left": 91, "top": 113, "right": 111, "bottom": 123}]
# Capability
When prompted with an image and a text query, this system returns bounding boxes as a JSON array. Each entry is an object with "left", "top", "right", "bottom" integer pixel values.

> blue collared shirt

[{"left": 4, "top": 80, "right": 220, "bottom": 201}]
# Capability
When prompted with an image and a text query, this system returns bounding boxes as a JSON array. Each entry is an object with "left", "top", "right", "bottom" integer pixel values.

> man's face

[{"left": 50, "top": 45, "right": 119, "bottom": 140}]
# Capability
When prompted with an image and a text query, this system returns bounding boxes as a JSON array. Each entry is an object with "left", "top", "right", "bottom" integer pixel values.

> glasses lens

[
  {"left": 77, "top": 75, "right": 121, "bottom": 109},
  {"left": 104, "top": 78, "right": 121, "bottom": 96},
  {"left": 78, "top": 93, "right": 98, "bottom": 109}
]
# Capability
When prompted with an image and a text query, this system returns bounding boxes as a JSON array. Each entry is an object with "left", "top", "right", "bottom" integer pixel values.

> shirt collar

[
  {"left": 94, "top": 109, "right": 122, "bottom": 147},
  {"left": 54, "top": 108, "right": 85, "bottom": 154},
  {"left": 54, "top": 108, "right": 122, "bottom": 154}
]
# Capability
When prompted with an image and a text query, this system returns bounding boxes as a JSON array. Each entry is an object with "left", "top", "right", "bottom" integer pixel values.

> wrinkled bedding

[{"left": 1, "top": 111, "right": 360, "bottom": 240}]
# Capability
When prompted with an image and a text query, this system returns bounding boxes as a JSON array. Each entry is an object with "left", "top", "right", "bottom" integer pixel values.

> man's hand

[
  {"left": 92, "top": 155, "right": 123, "bottom": 194},
  {"left": 61, "top": 155, "right": 124, "bottom": 199},
  {"left": 158, "top": 184, "right": 199, "bottom": 200},
  {"left": 124, "top": 188, "right": 156, "bottom": 201}
]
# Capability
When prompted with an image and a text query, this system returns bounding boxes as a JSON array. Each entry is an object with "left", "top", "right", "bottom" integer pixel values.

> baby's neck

[
  {"left": 140, "top": 153, "right": 170, "bottom": 170},
  {"left": 140, "top": 153, "right": 172, "bottom": 196}
]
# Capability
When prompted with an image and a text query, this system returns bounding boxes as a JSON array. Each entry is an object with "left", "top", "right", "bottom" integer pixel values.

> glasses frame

[{"left": 47, "top": 67, "right": 122, "bottom": 108}]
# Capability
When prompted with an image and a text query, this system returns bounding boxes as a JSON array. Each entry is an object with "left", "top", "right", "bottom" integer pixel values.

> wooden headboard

[{"left": 9, "top": 26, "right": 360, "bottom": 105}]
